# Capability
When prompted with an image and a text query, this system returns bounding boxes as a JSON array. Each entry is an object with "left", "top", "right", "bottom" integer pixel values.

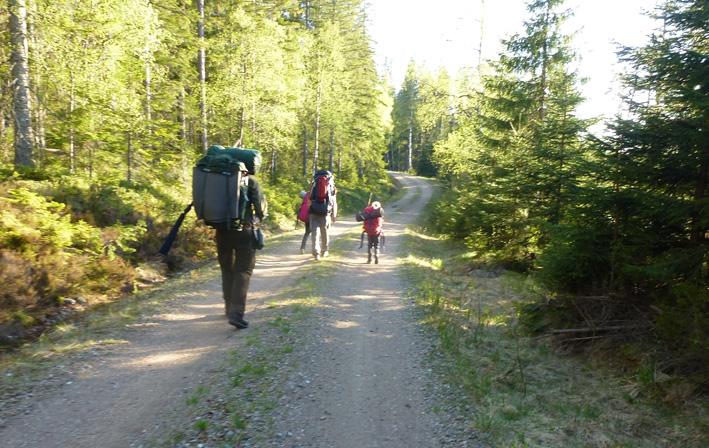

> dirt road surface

[{"left": 0, "top": 173, "right": 479, "bottom": 447}]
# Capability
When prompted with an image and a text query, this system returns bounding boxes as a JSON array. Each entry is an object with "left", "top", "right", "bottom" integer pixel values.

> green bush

[{"left": 535, "top": 223, "right": 613, "bottom": 292}]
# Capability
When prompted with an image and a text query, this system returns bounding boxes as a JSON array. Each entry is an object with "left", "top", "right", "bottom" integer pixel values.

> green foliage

[
  {"left": 0, "top": 173, "right": 207, "bottom": 329},
  {"left": 430, "top": 0, "right": 588, "bottom": 264},
  {"left": 403, "top": 225, "right": 709, "bottom": 448},
  {"left": 401, "top": 0, "right": 708, "bottom": 373},
  {"left": 0, "top": 0, "right": 388, "bottom": 342}
]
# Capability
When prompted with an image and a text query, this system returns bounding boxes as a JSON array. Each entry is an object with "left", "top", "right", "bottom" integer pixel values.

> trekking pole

[{"left": 159, "top": 202, "right": 194, "bottom": 256}]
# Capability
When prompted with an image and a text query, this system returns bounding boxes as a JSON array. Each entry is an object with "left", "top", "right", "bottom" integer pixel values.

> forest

[
  {"left": 1, "top": 0, "right": 707, "bottom": 386},
  {"left": 388, "top": 0, "right": 707, "bottom": 379},
  {"left": 0, "top": 0, "right": 391, "bottom": 343}
]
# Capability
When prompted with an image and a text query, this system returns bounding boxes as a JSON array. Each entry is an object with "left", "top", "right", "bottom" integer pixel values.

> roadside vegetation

[
  {"left": 0, "top": 262, "right": 218, "bottom": 399},
  {"left": 389, "top": 0, "right": 707, "bottom": 397},
  {"left": 402, "top": 226, "right": 709, "bottom": 447}
]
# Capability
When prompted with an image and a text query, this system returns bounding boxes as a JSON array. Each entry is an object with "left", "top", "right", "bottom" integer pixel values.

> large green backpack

[
  {"left": 192, "top": 145, "right": 261, "bottom": 229},
  {"left": 196, "top": 145, "right": 261, "bottom": 174}
]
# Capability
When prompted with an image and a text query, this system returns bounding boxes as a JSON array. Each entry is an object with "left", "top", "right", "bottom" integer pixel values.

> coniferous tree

[
  {"left": 601, "top": 0, "right": 708, "bottom": 355},
  {"left": 431, "top": 0, "right": 587, "bottom": 260},
  {"left": 391, "top": 62, "right": 419, "bottom": 172}
]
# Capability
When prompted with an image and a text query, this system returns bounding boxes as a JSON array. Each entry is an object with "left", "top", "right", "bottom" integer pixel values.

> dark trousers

[
  {"left": 216, "top": 228, "right": 255, "bottom": 318},
  {"left": 300, "top": 221, "right": 311, "bottom": 251},
  {"left": 367, "top": 233, "right": 381, "bottom": 258}
]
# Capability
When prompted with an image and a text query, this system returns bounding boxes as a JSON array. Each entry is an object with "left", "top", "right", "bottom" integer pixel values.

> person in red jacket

[
  {"left": 362, "top": 201, "right": 384, "bottom": 264},
  {"left": 296, "top": 190, "right": 311, "bottom": 254}
]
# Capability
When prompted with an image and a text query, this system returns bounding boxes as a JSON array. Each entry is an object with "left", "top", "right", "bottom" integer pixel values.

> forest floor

[{"left": 0, "top": 172, "right": 706, "bottom": 448}]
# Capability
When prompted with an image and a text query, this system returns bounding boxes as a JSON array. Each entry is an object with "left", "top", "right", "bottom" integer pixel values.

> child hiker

[{"left": 362, "top": 201, "right": 384, "bottom": 264}]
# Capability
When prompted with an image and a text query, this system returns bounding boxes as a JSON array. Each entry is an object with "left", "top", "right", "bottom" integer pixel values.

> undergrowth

[{"left": 401, "top": 227, "right": 709, "bottom": 448}]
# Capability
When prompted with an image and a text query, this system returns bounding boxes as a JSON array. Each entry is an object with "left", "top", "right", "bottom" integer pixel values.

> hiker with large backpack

[
  {"left": 192, "top": 145, "right": 266, "bottom": 329},
  {"left": 308, "top": 170, "right": 337, "bottom": 261},
  {"left": 360, "top": 201, "right": 384, "bottom": 264}
]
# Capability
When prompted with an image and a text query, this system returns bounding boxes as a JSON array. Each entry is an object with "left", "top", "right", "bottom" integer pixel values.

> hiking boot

[
  {"left": 300, "top": 248, "right": 305, "bottom": 254},
  {"left": 314, "top": 254, "right": 321, "bottom": 261},
  {"left": 375, "top": 256, "right": 379, "bottom": 264},
  {"left": 367, "top": 255, "right": 372, "bottom": 264},
  {"left": 322, "top": 251, "right": 329, "bottom": 257},
  {"left": 228, "top": 315, "right": 249, "bottom": 329}
]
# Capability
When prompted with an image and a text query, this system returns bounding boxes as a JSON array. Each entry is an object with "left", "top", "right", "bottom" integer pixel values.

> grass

[
  {"left": 193, "top": 419, "right": 209, "bottom": 431},
  {"left": 400, "top": 226, "right": 709, "bottom": 448}
]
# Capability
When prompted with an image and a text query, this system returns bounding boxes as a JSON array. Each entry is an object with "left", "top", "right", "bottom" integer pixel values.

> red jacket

[{"left": 297, "top": 195, "right": 310, "bottom": 222}]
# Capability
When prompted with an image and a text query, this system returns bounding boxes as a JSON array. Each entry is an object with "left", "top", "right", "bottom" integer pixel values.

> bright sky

[{"left": 368, "top": 0, "right": 660, "bottom": 121}]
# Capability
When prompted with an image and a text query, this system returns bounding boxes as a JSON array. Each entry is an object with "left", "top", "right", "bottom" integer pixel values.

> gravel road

[{"left": 0, "top": 173, "right": 481, "bottom": 448}]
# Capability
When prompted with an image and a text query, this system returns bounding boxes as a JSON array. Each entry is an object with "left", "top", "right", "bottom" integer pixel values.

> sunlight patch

[
  {"left": 401, "top": 254, "right": 442, "bottom": 270},
  {"left": 123, "top": 347, "right": 214, "bottom": 369},
  {"left": 158, "top": 313, "right": 208, "bottom": 321},
  {"left": 43, "top": 338, "right": 128, "bottom": 356},
  {"left": 405, "top": 229, "right": 442, "bottom": 241},
  {"left": 331, "top": 320, "right": 359, "bottom": 329}
]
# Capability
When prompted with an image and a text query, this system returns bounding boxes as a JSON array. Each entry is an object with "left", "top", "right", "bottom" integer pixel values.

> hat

[
  {"left": 299, "top": 190, "right": 307, "bottom": 198},
  {"left": 237, "top": 162, "right": 248, "bottom": 173},
  {"left": 371, "top": 201, "right": 381, "bottom": 209}
]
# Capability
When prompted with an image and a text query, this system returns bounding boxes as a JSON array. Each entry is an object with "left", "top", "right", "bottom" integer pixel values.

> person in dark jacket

[{"left": 215, "top": 162, "right": 266, "bottom": 329}]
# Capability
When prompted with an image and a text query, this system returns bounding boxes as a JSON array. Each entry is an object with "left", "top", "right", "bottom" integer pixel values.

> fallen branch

[
  {"left": 550, "top": 324, "right": 648, "bottom": 334},
  {"left": 561, "top": 335, "right": 606, "bottom": 342}
]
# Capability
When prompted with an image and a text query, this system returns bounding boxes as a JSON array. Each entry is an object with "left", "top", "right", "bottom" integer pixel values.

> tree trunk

[
  {"left": 69, "top": 71, "right": 76, "bottom": 174},
  {"left": 126, "top": 131, "right": 133, "bottom": 183},
  {"left": 304, "top": 0, "right": 312, "bottom": 29},
  {"left": 551, "top": 98, "right": 569, "bottom": 225},
  {"left": 328, "top": 128, "right": 334, "bottom": 172},
  {"left": 477, "top": 0, "right": 485, "bottom": 68},
  {"left": 9, "top": 0, "right": 34, "bottom": 168},
  {"left": 238, "top": 106, "right": 245, "bottom": 144},
  {"left": 337, "top": 145, "right": 342, "bottom": 176},
  {"left": 28, "top": 0, "right": 44, "bottom": 166},
  {"left": 313, "top": 82, "right": 321, "bottom": 172},
  {"left": 179, "top": 87, "right": 189, "bottom": 185},
  {"left": 538, "top": 0, "right": 550, "bottom": 121},
  {"left": 407, "top": 108, "right": 413, "bottom": 171},
  {"left": 144, "top": 51, "right": 152, "bottom": 151},
  {"left": 691, "top": 155, "right": 708, "bottom": 244},
  {"left": 0, "top": 111, "right": 6, "bottom": 161},
  {"left": 250, "top": 51, "right": 257, "bottom": 141},
  {"left": 179, "top": 87, "right": 187, "bottom": 142},
  {"left": 270, "top": 148, "right": 277, "bottom": 181},
  {"left": 198, "top": 0, "right": 208, "bottom": 152},
  {"left": 87, "top": 143, "right": 94, "bottom": 180},
  {"left": 302, "top": 125, "right": 308, "bottom": 177}
]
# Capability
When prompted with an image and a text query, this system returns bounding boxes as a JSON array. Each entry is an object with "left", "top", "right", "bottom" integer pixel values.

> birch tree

[{"left": 9, "top": 0, "right": 33, "bottom": 168}]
